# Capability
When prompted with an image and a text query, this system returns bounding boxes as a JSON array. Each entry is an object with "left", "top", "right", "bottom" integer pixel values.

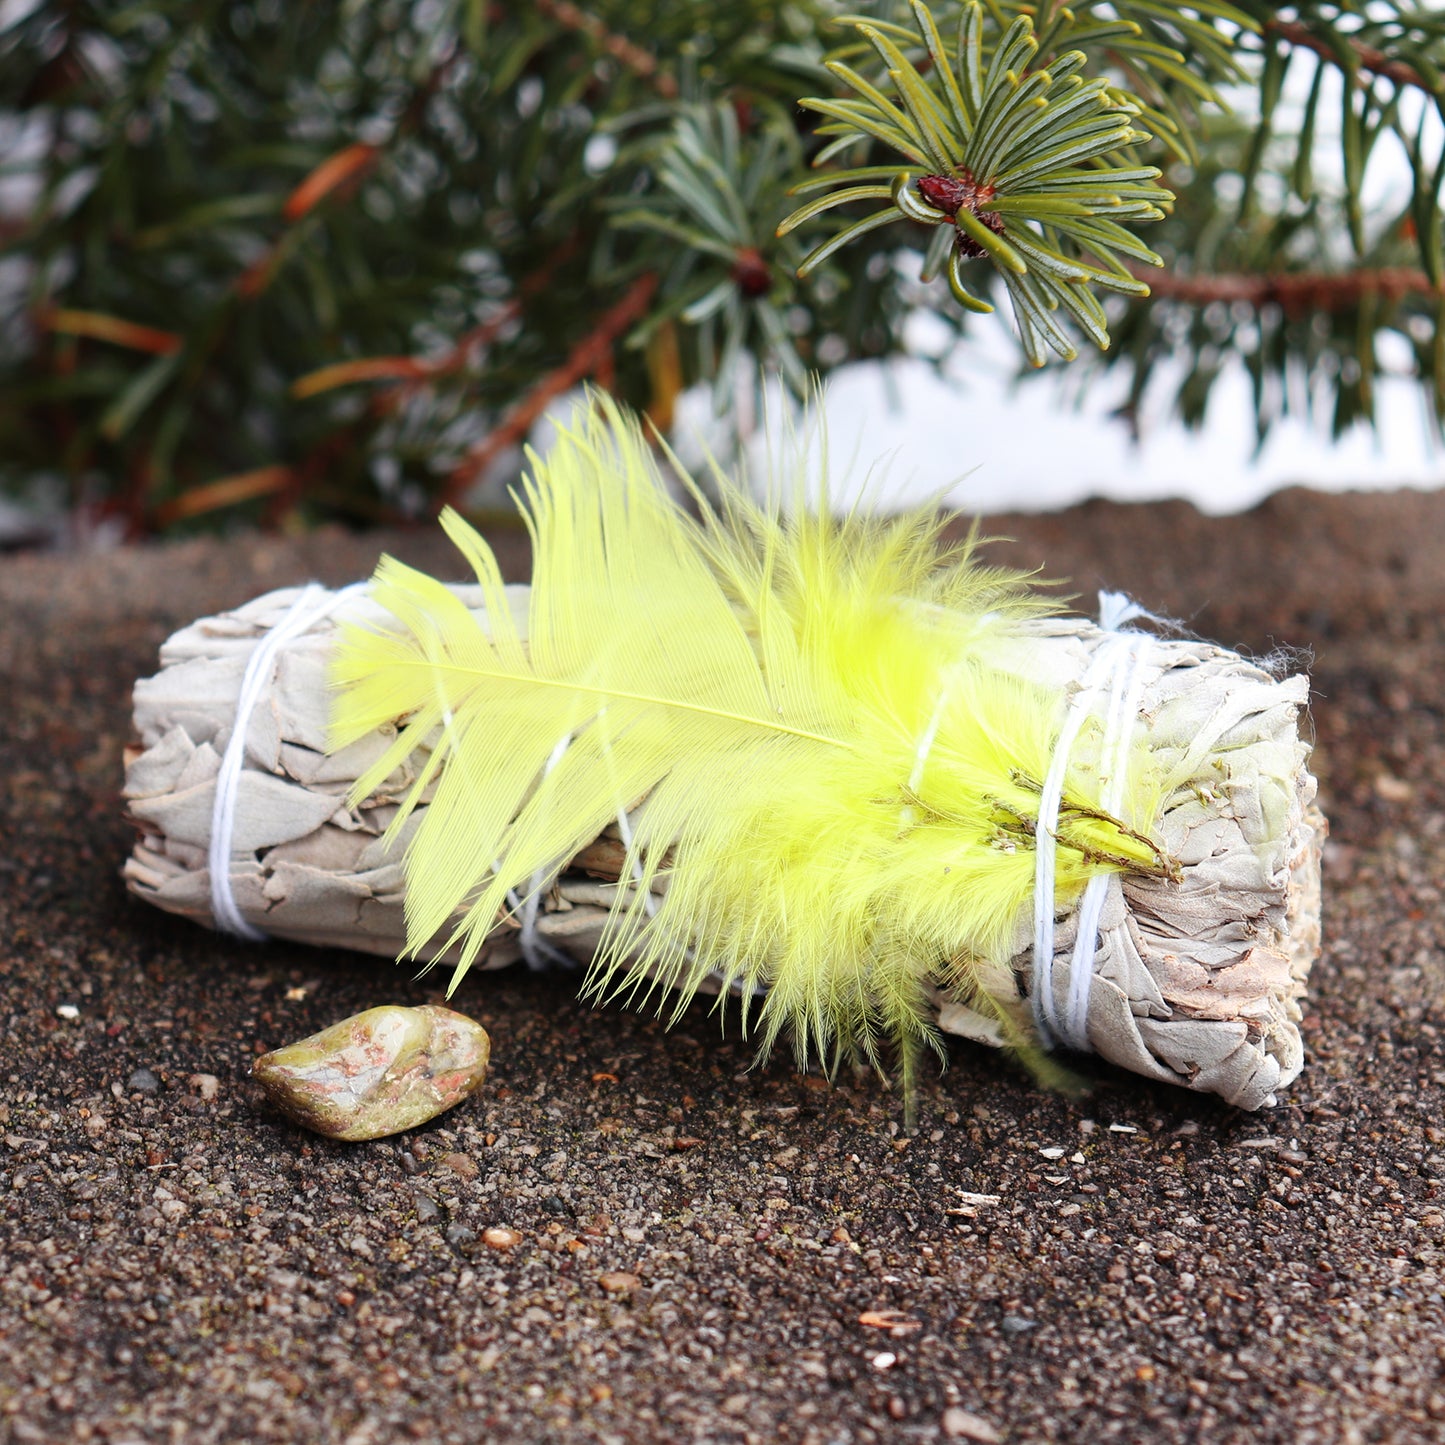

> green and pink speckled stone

[{"left": 253, "top": 1005, "right": 490, "bottom": 1141}]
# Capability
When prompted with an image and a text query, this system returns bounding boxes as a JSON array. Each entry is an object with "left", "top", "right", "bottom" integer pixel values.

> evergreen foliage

[{"left": 2, "top": 1, "right": 1443, "bottom": 530}]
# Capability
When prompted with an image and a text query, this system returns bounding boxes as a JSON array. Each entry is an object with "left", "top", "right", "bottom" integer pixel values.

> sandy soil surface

[{"left": 1, "top": 487, "right": 1443, "bottom": 1444}]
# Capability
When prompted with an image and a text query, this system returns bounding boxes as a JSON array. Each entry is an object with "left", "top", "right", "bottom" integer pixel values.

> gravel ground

[{"left": 1, "top": 488, "right": 1443, "bottom": 1445}]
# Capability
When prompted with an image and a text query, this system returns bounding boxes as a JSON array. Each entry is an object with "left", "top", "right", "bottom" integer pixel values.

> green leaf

[
  {"left": 954, "top": 208, "right": 1027, "bottom": 273},
  {"left": 1006, "top": 271, "right": 1078, "bottom": 360},
  {"left": 825, "top": 61, "right": 929, "bottom": 155},
  {"left": 797, "top": 207, "right": 903, "bottom": 276},
  {"left": 799, "top": 98, "right": 927, "bottom": 166},
  {"left": 947, "top": 247, "right": 995, "bottom": 311},
  {"left": 99, "top": 352, "right": 183, "bottom": 441},
  {"left": 131, "top": 194, "right": 287, "bottom": 249},
  {"left": 681, "top": 279, "right": 737, "bottom": 325},
  {"left": 789, "top": 165, "right": 911, "bottom": 197},
  {"left": 910, "top": 0, "right": 973, "bottom": 133},
  {"left": 777, "top": 184, "right": 895, "bottom": 236},
  {"left": 920, "top": 221, "right": 956, "bottom": 282}
]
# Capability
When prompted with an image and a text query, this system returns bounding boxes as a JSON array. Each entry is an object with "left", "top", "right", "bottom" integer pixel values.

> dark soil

[{"left": 2, "top": 488, "right": 1444, "bottom": 1444}]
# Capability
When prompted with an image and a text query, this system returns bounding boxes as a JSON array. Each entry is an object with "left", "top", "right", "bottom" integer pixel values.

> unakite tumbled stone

[{"left": 252, "top": 1005, "right": 490, "bottom": 1141}]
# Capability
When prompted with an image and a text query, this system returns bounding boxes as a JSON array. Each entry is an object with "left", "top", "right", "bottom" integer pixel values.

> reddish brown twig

[
  {"left": 1265, "top": 19, "right": 1437, "bottom": 98},
  {"left": 437, "top": 271, "right": 659, "bottom": 510},
  {"left": 37, "top": 307, "right": 182, "bottom": 356},
  {"left": 288, "top": 240, "right": 584, "bottom": 407},
  {"left": 1140, "top": 265, "right": 1439, "bottom": 314},
  {"left": 152, "top": 465, "right": 293, "bottom": 526},
  {"left": 536, "top": 0, "right": 678, "bottom": 98},
  {"left": 281, "top": 142, "right": 382, "bottom": 224}
]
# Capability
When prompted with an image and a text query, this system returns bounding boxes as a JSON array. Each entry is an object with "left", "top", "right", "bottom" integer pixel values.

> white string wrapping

[
  {"left": 209, "top": 582, "right": 368, "bottom": 939},
  {"left": 611, "top": 803, "right": 659, "bottom": 919},
  {"left": 1031, "top": 592, "right": 1156, "bottom": 1052}
]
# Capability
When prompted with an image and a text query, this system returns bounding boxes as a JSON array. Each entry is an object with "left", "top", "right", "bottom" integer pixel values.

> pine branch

[
  {"left": 6, "top": 0, "right": 1445, "bottom": 520},
  {"left": 610, "top": 100, "right": 811, "bottom": 400},
  {"left": 1144, "top": 265, "right": 1439, "bottom": 311},
  {"left": 1264, "top": 18, "right": 1439, "bottom": 98},
  {"left": 251, "top": 236, "right": 592, "bottom": 530},
  {"left": 536, "top": 0, "right": 678, "bottom": 98},
  {"left": 782, "top": 1, "right": 1173, "bottom": 364}
]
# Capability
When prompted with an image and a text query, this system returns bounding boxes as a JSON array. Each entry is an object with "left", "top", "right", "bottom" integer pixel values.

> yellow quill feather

[{"left": 329, "top": 395, "right": 1166, "bottom": 1095}]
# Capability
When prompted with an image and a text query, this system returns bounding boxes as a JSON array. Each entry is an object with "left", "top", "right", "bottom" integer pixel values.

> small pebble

[
  {"left": 871, "top": 1352, "right": 897, "bottom": 1371},
  {"left": 1001, "top": 1314, "right": 1038, "bottom": 1335},
  {"left": 942, "top": 1407, "right": 1003, "bottom": 1442},
  {"left": 413, "top": 1193, "right": 441, "bottom": 1223},
  {"left": 187, "top": 1073, "right": 219, "bottom": 1101},
  {"left": 55, "top": 1004, "right": 80, "bottom": 1022},
  {"left": 482, "top": 1227, "right": 522, "bottom": 1251},
  {"left": 127, "top": 1067, "right": 161, "bottom": 1095},
  {"left": 444, "top": 1224, "right": 476, "bottom": 1250},
  {"left": 252, "top": 1005, "right": 489, "bottom": 1142},
  {"left": 598, "top": 1271, "right": 640, "bottom": 1294}
]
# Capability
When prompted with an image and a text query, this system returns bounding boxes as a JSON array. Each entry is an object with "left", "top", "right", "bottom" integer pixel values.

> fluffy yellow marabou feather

[{"left": 329, "top": 396, "right": 1167, "bottom": 1089}]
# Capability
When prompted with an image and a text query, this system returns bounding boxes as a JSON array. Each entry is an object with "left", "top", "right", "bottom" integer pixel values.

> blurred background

[{"left": 2, "top": 0, "right": 1442, "bottom": 547}]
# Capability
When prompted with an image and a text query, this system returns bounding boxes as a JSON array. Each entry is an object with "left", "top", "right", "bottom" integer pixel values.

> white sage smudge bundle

[{"left": 124, "top": 580, "right": 1323, "bottom": 1111}]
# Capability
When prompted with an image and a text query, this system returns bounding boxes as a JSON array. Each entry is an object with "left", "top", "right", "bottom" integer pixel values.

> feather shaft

[{"left": 343, "top": 656, "right": 854, "bottom": 753}]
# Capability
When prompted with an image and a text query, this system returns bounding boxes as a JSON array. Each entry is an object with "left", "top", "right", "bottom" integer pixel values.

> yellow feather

[{"left": 328, "top": 394, "right": 1169, "bottom": 1094}]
